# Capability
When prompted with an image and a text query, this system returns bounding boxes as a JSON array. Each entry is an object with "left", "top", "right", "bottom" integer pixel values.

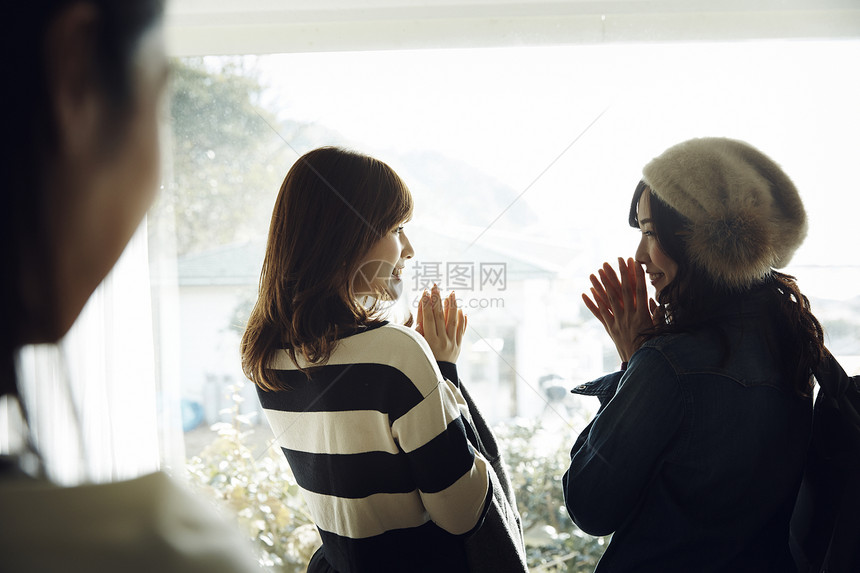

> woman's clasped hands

[
  {"left": 416, "top": 284, "right": 467, "bottom": 363},
  {"left": 582, "top": 257, "right": 656, "bottom": 363}
]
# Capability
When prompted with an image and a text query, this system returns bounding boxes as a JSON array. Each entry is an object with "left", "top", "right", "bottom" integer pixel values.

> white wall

[
  {"left": 178, "top": 285, "right": 246, "bottom": 408},
  {"left": 165, "top": 0, "right": 860, "bottom": 56}
]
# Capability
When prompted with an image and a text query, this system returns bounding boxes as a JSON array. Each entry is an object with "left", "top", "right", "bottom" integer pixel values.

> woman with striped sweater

[{"left": 240, "top": 147, "right": 525, "bottom": 573}]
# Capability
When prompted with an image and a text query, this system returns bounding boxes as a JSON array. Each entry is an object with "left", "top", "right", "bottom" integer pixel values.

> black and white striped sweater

[{"left": 258, "top": 322, "right": 492, "bottom": 573}]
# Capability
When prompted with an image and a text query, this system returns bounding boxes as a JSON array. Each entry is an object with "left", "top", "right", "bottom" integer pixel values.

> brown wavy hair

[
  {"left": 629, "top": 181, "right": 824, "bottom": 396},
  {"left": 241, "top": 147, "right": 413, "bottom": 391}
]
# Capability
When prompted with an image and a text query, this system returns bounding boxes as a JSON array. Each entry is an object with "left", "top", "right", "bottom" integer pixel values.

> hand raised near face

[
  {"left": 582, "top": 257, "right": 656, "bottom": 363},
  {"left": 416, "top": 284, "right": 467, "bottom": 363}
]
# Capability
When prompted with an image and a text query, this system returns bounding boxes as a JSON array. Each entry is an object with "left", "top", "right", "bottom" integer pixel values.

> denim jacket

[{"left": 563, "top": 314, "right": 812, "bottom": 572}]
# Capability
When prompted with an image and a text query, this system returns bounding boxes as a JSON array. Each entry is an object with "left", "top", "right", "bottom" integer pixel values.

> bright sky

[{"left": 246, "top": 39, "right": 860, "bottom": 298}]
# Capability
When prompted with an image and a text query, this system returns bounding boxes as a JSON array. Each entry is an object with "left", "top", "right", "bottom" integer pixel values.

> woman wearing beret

[{"left": 563, "top": 138, "right": 824, "bottom": 572}]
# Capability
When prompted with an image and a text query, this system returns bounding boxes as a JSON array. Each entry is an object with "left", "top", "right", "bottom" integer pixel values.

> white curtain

[{"left": 12, "top": 220, "right": 185, "bottom": 485}]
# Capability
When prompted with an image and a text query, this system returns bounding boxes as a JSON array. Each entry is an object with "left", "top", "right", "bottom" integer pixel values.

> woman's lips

[{"left": 648, "top": 272, "right": 664, "bottom": 284}]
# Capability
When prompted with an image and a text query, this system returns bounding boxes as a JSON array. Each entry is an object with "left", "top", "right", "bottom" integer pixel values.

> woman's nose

[
  {"left": 402, "top": 233, "right": 415, "bottom": 259},
  {"left": 634, "top": 237, "right": 648, "bottom": 265}
]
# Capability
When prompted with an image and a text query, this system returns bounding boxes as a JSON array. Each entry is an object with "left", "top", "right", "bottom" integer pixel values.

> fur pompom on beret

[{"left": 642, "top": 137, "right": 807, "bottom": 290}]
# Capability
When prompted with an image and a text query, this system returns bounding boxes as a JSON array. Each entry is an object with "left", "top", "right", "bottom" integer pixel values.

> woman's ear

[{"left": 45, "top": 2, "right": 102, "bottom": 159}]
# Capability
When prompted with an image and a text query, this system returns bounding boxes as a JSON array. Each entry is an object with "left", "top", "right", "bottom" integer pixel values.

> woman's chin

[{"left": 355, "top": 280, "right": 404, "bottom": 303}]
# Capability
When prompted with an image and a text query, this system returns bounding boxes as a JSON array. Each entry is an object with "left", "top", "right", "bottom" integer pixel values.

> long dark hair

[
  {"left": 629, "top": 181, "right": 824, "bottom": 396},
  {"left": 1, "top": 0, "right": 165, "bottom": 398},
  {"left": 241, "top": 147, "right": 414, "bottom": 391}
]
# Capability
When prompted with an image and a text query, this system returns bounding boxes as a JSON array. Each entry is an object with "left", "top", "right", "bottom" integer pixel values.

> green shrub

[
  {"left": 185, "top": 384, "right": 321, "bottom": 572},
  {"left": 494, "top": 419, "right": 608, "bottom": 572}
]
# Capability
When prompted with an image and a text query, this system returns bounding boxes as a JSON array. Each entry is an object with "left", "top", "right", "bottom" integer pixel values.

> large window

[{"left": 156, "top": 39, "right": 860, "bottom": 571}]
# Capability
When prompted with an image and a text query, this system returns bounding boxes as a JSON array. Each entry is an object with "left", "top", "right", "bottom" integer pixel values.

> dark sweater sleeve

[{"left": 437, "top": 361, "right": 459, "bottom": 388}]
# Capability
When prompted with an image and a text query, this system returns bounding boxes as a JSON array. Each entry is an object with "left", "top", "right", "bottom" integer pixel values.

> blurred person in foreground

[{"left": 0, "top": 2, "right": 259, "bottom": 571}]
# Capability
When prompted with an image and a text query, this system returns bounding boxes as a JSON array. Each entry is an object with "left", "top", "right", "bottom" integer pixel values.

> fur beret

[{"left": 642, "top": 137, "right": 807, "bottom": 290}]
